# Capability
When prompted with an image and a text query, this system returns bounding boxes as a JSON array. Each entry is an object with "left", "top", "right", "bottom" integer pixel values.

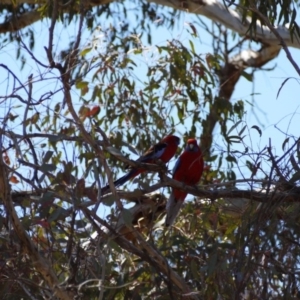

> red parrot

[
  {"left": 165, "top": 138, "right": 204, "bottom": 227},
  {"left": 101, "top": 135, "right": 180, "bottom": 195}
]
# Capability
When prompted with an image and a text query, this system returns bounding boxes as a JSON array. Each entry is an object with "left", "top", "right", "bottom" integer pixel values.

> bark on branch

[
  {"left": 1, "top": 0, "right": 300, "bottom": 50},
  {"left": 153, "top": 0, "right": 300, "bottom": 48},
  {"left": 100, "top": 176, "right": 300, "bottom": 204},
  {"left": 201, "top": 44, "right": 281, "bottom": 153}
]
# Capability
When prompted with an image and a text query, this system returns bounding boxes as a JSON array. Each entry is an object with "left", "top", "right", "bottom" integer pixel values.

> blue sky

[
  {"left": 2, "top": 9, "right": 299, "bottom": 152},
  {"left": 1, "top": 4, "right": 300, "bottom": 211}
]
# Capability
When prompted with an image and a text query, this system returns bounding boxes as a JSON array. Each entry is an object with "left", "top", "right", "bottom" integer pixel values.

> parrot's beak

[{"left": 188, "top": 143, "right": 194, "bottom": 150}]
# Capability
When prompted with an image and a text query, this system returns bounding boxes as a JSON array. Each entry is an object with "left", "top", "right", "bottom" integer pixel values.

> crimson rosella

[
  {"left": 101, "top": 135, "right": 180, "bottom": 195},
  {"left": 165, "top": 138, "right": 204, "bottom": 227}
]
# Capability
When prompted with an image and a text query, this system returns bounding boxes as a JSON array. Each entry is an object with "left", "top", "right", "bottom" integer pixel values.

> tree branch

[
  {"left": 0, "top": 10, "right": 41, "bottom": 33},
  {"left": 152, "top": 0, "right": 300, "bottom": 48},
  {"left": 100, "top": 176, "right": 300, "bottom": 204},
  {"left": 1, "top": 0, "right": 300, "bottom": 50},
  {"left": 201, "top": 44, "right": 281, "bottom": 153}
]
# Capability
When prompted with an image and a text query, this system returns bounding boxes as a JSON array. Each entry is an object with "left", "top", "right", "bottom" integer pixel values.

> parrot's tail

[{"left": 100, "top": 169, "right": 140, "bottom": 195}]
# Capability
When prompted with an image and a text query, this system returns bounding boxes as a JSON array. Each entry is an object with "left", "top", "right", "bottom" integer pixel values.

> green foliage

[
  {"left": 0, "top": 0, "right": 300, "bottom": 299},
  {"left": 237, "top": 0, "right": 300, "bottom": 36}
]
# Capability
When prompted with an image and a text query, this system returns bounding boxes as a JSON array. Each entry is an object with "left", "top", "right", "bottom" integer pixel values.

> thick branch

[
  {"left": 0, "top": 10, "right": 41, "bottom": 33},
  {"left": 153, "top": 0, "right": 300, "bottom": 48},
  {"left": 100, "top": 176, "right": 300, "bottom": 204},
  {"left": 11, "top": 174, "right": 300, "bottom": 215},
  {"left": 1, "top": 0, "right": 300, "bottom": 50},
  {"left": 201, "top": 44, "right": 281, "bottom": 153}
]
